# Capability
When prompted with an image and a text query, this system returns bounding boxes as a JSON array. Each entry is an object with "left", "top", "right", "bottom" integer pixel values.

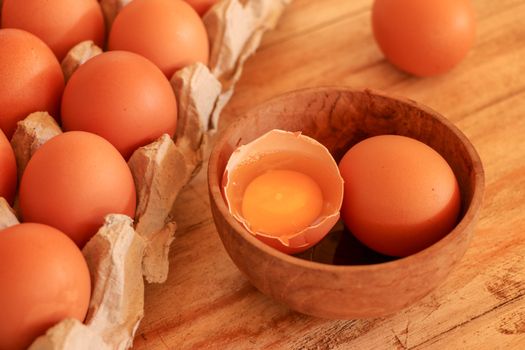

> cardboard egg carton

[{"left": 0, "top": 0, "right": 290, "bottom": 348}]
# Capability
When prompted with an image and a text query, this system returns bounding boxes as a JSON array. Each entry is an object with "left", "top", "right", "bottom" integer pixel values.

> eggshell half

[{"left": 222, "top": 130, "right": 344, "bottom": 254}]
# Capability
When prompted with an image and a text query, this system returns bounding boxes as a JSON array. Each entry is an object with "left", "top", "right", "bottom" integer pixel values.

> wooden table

[{"left": 135, "top": 0, "right": 525, "bottom": 348}]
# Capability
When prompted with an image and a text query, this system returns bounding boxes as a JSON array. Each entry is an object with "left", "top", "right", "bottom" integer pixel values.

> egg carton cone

[{"left": 0, "top": 0, "right": 291, "bottom": 349}]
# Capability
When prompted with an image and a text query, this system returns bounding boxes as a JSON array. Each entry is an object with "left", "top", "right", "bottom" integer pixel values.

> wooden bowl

[{"left": 208, "top": 87, "right": 484, "bottom": 319}]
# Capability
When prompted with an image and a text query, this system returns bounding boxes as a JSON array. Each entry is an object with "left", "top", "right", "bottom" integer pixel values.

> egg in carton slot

[{"left": 0, "top": 0, "right": 291, "bottom": 349}]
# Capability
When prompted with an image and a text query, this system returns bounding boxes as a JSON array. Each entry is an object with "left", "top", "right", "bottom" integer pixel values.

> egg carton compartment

[{"left": 0, "top": 0, "right": 290, "bottom": 349}]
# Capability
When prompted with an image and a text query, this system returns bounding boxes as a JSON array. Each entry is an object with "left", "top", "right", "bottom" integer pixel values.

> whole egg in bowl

[{"left": 222, "top": 129, "right": 344, "bottom": 254}]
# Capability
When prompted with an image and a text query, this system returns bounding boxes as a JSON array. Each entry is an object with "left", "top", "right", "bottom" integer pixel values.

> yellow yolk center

[{"left": 241, "top": 169, "right": 324, "bottom": 236}]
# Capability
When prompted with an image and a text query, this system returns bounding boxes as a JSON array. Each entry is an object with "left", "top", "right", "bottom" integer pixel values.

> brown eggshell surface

[
  {"left": 61, "top": 51, "right": 178, "bottom": 159},
  {"left": 19, "top": 131, "right": 136, "bottom": 247},
  {"left": 372, "top": 0, "right": 476, "bottom": 76},
  {"left": 108, "top": 0, "right": 210, "bottom": 78},
  {"left": 0, "top": 28, "right": 64, "bottom": 138},
  {"left": 0, "top": 223, "right": 91, "bottom": 350},
  {"left": 1, "top": 0, "right": 105, "bottom": 60},
  {"left": 339, "top": 135, "right": 461, "bottom": 257}
]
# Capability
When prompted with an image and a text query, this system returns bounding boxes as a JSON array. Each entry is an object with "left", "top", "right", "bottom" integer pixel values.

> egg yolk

[{"left": 241, "top": 170, "right": 323, "bottom": 236}]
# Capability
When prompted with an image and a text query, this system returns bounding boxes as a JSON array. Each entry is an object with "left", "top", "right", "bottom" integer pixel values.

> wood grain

[{"left": 134, "top": 0, "right": 525, "bottom": 348}]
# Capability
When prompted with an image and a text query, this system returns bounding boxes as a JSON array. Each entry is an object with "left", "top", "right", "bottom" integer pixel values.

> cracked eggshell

[{"left": 222, "top": 129, "right": 343, "bottom": 254}]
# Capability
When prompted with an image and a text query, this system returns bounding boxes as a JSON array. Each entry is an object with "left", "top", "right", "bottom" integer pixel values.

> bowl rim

[{"left": 208, "top": 86, "right": 485, "bottom": 272}]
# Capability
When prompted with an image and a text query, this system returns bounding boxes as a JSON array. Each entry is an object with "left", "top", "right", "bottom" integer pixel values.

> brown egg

[
  {"left": 19, "top": 131, "right": 136, "bottom": 247},
  {"left": 0, "top": 129, "right": 16, "bottom": 204},
  {"left": 0, "top": 223, "right": 91, "bottom": 350},
  {"left": 339, "top": 135, "right": 461, "bottom": 257},
  {"left": 372, "top": 0, "right": 476, "bottom": 76},
  {"left": 0, "top": 29, "right": 64, "bottom": 138},
  {"left": 1, "top": 0, "right": 105, "bottom": 60},
  {"left": 223, "top": 130, "right": 343, "bottom": 254},
  {"left": 61, "top": 51, "right": 178, "bottom": 159},
  {"left": 108, "top": 0, "right": 209, "bottom": 78},
  {"left": 184, "top": 0, "right": 218, "bottom": 16}
]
